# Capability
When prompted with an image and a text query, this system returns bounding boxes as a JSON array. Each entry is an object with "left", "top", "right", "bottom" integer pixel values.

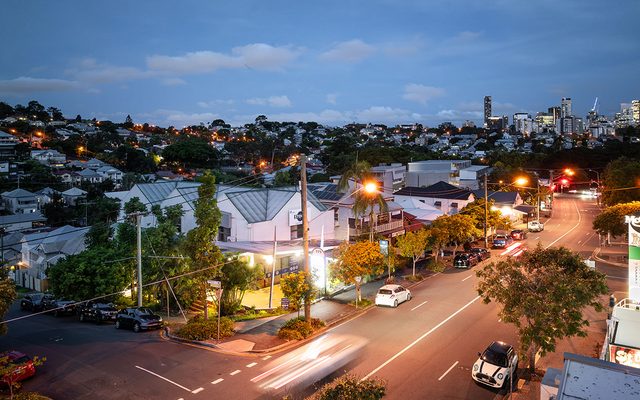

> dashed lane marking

[
  {"left": 192, "top": 388, "right": 204, "bottom": 394},
  {"left": 462, "top": 275, "right": 472, "bottom": 282},
  {"left": 247, "top": 362, "right": 257, "bottom": 368},
  {"left": 135, "top": 365, "right": 192, "bottom": 392},
  {"left": 230, "top": 370, "right": 241, "bottom": 376},
  {"left": 438, "top": 361, "right": 459, "bottom": 381},
  {"left": 212, "top": 378, "right": 224, "bottom": 385},
  {"left": 411, "top": 301, "right": 428, "bottom": 311},
  {"left": 262, "top": 356, "right": 271, "bottom": 360}
]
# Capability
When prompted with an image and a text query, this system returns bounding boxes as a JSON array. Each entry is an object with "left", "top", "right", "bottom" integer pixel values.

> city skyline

[{"left": 1, "top": 0, "right": 639, "bottom": 128}]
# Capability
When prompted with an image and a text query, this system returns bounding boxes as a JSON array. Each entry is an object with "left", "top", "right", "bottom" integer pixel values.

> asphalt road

[{"left": 0, "top": 193, "right": 627, "bottom": 400}]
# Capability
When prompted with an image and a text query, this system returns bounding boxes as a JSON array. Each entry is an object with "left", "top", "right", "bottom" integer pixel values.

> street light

[{"left": 514, "top": 177, "right": 540, "bottom": 223}]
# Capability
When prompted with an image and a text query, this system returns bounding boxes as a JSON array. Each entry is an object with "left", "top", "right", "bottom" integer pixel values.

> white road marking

[
  {"left": 438, "top": 361, "right": 459, "bottom": 381},
  {"left": 211, "top": 378, "right": 224, "bottom": 384},
  {"left": 192, "top": 388, "right": 204, "bottom": 394},
  {"left": 262, "top": 355, "right": 271, "bottom": 360},
  {"left": 545, "top": 201, "right": 581, "bottom": 249},
  {"left": 362, "top": 296, "right": 481, "bottom": 381},
  {"left": 462, "top": 275, "right": 472, "bottom": 282},
  {"left": 135, "top": 365, "right": 192, "bottom": 392},
  {"left": 230, "top": 370, "right": 241, "bottom": 376},
  {"left": 410, "top": 301, "right": 428, "bottom": 311},
  {"left": 246, "top": 362, "right": 257, "bottom": 368},
  {"left": 534, "top": 236, "right": 540, "bottom": 240}
]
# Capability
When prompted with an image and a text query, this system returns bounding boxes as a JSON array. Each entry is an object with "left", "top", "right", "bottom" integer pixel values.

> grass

[
  {"left": 231, "top": 307, "right": 289, "bottom": 322},
  {"left": 349, "top": 298, "right": 373, "bottom": 308}
]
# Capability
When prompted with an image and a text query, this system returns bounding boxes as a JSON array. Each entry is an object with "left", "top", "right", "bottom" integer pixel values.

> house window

[
  {"left": 419, "top": 200, "right": 426, "bottom": 203},
  {"left": 434, "top": 201, "right": 442, "bottom": 208},
  {"left": 290, "top": 224, "right": 303, "bottom": 239},
  {"left": 333, "top": 207, "right": 339, "bottom": 222},
  {"left": 451, "top": 202, "right": 458, "bottom": 209}
]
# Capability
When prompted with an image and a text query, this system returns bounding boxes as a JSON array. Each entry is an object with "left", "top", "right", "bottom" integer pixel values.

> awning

[{"left": 514, "top": 204, "right": 536, "bottom": 214}]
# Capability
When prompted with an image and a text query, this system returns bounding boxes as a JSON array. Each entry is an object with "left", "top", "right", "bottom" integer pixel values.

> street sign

[
  {"left": 379, "top": 240, "right": 389, "bottom": 256},
  {"left": 281, "top": 298, "right": 290, "bottom": 310},
  {"left": 207, "top": 280, "right": 221, "bottom": 289}
]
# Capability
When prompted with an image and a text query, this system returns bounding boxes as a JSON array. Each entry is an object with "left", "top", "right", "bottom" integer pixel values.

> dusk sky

[{"left": 2, "top": 0, "right": 639, "bottom": 128}]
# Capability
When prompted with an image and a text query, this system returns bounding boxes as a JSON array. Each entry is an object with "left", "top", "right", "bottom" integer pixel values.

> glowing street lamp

[{"left": 515, "top": 176, "right": 540, "bottom": 223}]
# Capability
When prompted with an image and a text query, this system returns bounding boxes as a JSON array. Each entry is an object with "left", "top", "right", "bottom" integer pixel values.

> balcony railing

[{"left": 352, "top": 220, "right": 403, "bottom": 236}]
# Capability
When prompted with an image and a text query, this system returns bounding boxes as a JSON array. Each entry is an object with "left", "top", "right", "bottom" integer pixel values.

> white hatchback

[{"left": 375, "top": 284, "right": 411, "bottom": 308}]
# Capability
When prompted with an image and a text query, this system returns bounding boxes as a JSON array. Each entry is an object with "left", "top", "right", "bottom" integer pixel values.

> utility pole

[
  {"left": 484, "top": 173, "right": 489, "bottom": 249},
  {"left": 300, "top": 154, "right": 311, "bottom": 321},
  {"left": 126, "top": 212, "right": 144, "bottom": 307},
  {"left": 268, "top": 226, "right": 277, "bottom": 309}
]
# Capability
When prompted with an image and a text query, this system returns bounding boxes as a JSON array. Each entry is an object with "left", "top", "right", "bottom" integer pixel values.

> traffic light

[{"left": 560, "top": 178, "right": 569, "bottom": 186}]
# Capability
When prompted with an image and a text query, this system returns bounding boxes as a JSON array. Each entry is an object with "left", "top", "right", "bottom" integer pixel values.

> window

[
  {"left": 434, "top": 201, "right": 442, "bottom": 208},
  {"left": 451, "top": 202, "right": 458, "bottom": 208},
  {"left": 290, "top": 224, "right": 303, "bottom": 239},
  {"left": 333, "top": 207, "right": 339, "bottom": 222}
]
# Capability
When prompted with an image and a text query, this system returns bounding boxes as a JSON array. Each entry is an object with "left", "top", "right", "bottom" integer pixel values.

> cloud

[
  {"left": 246, "top": 95, "right": 292, "bottom": 108},
  {"left": 197, "top": 99, "right": 235, "bottom": 108},
  {"left": 0, "top": 77, "right": 80, "bottom": 94},
  {"left": 435, "top": 109, "right": 483, "bottom": 121},
  {"left": 382, "top": 36, "right": 426, "bottom": 57},
  {"left": 160, "top": 78, "right": 186, "bottom": 86},
  {"left": 403, "top": 84, "right": 445, "bottom": 104},
  {"left": 68, "top": 58, "right": 150, "bottom": 83},
  {"left": 356, "top": 106, "right": 419, "bottom": 123},
  {"left": 139, "top": 109, "right": 220, "bottom": 127},
  {"left": 147, "top": 43, "right": 300, "bottom": 74},
  {"left": 326, "top": 93, "right": 338, "bottom": 105},
  {"left": 319, "top": 39, "right": 375, "bottom": 63}
]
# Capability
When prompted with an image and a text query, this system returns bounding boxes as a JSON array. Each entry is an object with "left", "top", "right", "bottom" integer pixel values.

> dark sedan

[
  {"left": 115, "top": 307, "right": 163, "bottom": 332},
  {"left": 78, "top": 302, "right": 118, "bottom": 324},
  {"left": 43, "top": 298, "right": 77, "bottom": 317},
  {"left": 510, "top": 229, "right": 527, "bottom": 240},
  {"left": 19, "top": 293, "right": 51, "bottom": 312},
  {"left": 470, "top": 247, "right": 491, "bottom": 261},
  {"left": 453, "top": 253, "right": 478, "bottom": 269}
]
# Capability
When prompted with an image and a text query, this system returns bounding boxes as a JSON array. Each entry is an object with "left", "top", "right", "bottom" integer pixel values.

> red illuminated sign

[{"left": 609, "top": 345, "right": 640, "bottom": 368}]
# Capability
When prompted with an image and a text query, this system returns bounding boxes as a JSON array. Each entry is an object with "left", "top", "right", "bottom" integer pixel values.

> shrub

[
  {"left": 176, "top": 316, "right": 234, "bottom": 341},
  {"left": 309, "top": 374, "right": 386, "bottom": 400},
  {"left": 277, "top": 317, "right": 325, "bottom": 340},
  {"left": 405, "top": 274, "right": 423, "bottom": 282},
  {"left": 426, "top": 259, "right": 446, "bottom": 272}
]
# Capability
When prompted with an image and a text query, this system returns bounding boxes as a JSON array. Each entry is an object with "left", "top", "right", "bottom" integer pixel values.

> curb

[{"left": 593, "top": 247, "right": 628, "bottom": 268}]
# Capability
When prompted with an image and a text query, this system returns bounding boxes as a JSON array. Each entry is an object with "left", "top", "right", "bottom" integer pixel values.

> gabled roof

[
  {"left": 1, "top": 188, "right": 37, "bottom": 198},
  {"left": 394, "top": 181, "right": 473, "bottom": 200},
  {"left": 225, "top": 187, "right": 326, "bottom": 224},
  {"left": 76, "top": 168, "right": 101, "bottom": 178},
  {"left": 471, "top": 190, "right": 519, "bottom": 204},
  {"left": 307, "top": 183, "right": 343, "bottom": 202},
  {"left": 0, "top": 212, "right": 46, "bottom": 226},
  {"left": 136, "top": 181, "right": 200, "bottom": 206},
  {"left": 36, "top": 187, "right": 59, "bottom": 196},
  {"left": 62, "top": 187, "right": 87, "bottom": 196},
  {"left": 96, "top": 165, "right": 122, "bottom": 173}
]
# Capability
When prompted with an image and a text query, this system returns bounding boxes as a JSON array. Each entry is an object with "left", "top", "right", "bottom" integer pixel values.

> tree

[
  {"left": 593, "top": 201, "right": 640, "bottom": 238},
  {"left": 431, "top": 214, "right": 481, "bottom": 257},
  {"left": 218, "top": 257, "right": 264, "bottom": 315},
  {"left": 395, "top": 229, "right": 428, "bottom": 276},
  {"left": 124, "top": 197, "right": 146, "bottom": 214},
  {"left": 460, "top": 198, "right": 512, "bottom": 235},
  {"left": 330, "top": 241, "right": 384, "bottom": 302},
  {"left": 476, "top": 245, "right": 608, "bottom": 371},
  {"left": 0, "top": 269, "right": 16, "bottom": 336},
  {"left": 424, "top": 226, "right": 448, "bottom": 263},
  {"left": 601, "top": 157, "right": 640, "bottom": 206},
  {"left": 124, "top": 114, "right": 134, "bottom": 129},
  {"left": 85, "top": 222, "right": 113, "bottom": 248},
  {"left": 183, "top": 172, "right": 223, "bottom": 319},
  {"left": 280, "top": 271, "right": 315, "bottom": 316},
  {"left": 47, "top": 106, "right": 64, "bottom": 121},
  {"left": 162, "top": 138, "right": 219, "bottom": 169}
]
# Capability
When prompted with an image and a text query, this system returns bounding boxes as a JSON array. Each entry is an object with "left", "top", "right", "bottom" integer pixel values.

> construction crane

[{"left": 591, "top": 97, "right": 599, "bottom": 113}]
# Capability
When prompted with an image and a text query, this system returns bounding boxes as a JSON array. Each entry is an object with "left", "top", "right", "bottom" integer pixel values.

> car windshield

[
  {"left": 378, "top": 289, "right": 392, "bottom": 295},
  {"left": 482, "top": 348, "right": 508, "bottom": 367},
  {"left": 12, "top": 355, "right": 30, "bottom": 364},
  {"left": 137, "top": 308, "right": 155, "bottom": 315},
  {"left": 97, "top": 303, "right": 115, "bottom": 310}
]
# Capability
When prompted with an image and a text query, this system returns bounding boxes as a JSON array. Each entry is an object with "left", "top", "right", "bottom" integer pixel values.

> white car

[
  {"left": 375, "top": 284, "right": 411, "bottom": 307},
  {"left": 527, "top": 220, "right": 544, "bottom": 232},
  {"left": 472, "top": 341, "right": 518, "bottom": 389}
]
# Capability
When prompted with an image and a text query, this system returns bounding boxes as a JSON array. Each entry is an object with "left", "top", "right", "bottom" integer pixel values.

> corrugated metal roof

[
  {"left": 226, "top": 187, "right": 326, "bottom": 223},
  {"left": 2, "top": 188, "right": 36, "bottom": 198},
  {"left": 472, "top": 190, "right": 518, "bottom": 204},
  {"left": 308, "top": 183, "right": 343, "bottom": 202},
  {"left": 394, "top": 181, "right": 473, "bottom": 200}
]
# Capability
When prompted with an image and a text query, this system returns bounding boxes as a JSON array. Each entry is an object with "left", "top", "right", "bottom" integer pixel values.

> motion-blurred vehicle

[
  {"left": 492, "top": 234, "right": 513, "bottom": 249},
  {"left": 115, "top": 307, "right": 163, "bottom": 332},
  {"left": 510, "top": 229, "right": 527, "bottom": 240},
  {"left": 0, "top": 351, "right": 36, "bottom": 386},
  {"left": 374, "top": 284, "right": 411, "bottom": 307},
  {"left": 527, "top": 221, "right": 544, "bottom": 232},
  {"left": 19, "top": 293, "right": 50, "bottom": 312},
  {"left": 472, "top": 341, "right": 518, "bottom": 389},
  {"left": 454, "top": 253, "right": 478, "bottom": 269},
  {"left": 470, "top": 247, "right": 491, "bottom": 261},
  {"left": 78, "top": 302, "right": 118, "bottom": 324},
  {"left": 43, "top": 298, "right": 76, "bottom": 317},
  {"left": 251, "top": 334, "right": 368, "bottom": 394}
]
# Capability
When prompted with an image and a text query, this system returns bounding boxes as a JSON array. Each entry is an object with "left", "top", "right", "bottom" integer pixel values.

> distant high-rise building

[
  {"left": 561, "top": 97, "right": 572, "bottom": 118},
  {"left": 513, "top": 113, "right": 532, "bottom": 135},
  {"left": 486, "top": 116, "right": 508, "bottom": 132},
  {"left": 632, "top": 100, "right": 640, "bottom": 125},
  {"left": 484, "top": 96, "right": 492, "bottom": 127},
  {"left": 548, "top": 106, "right": 561, "bottom": 125}
]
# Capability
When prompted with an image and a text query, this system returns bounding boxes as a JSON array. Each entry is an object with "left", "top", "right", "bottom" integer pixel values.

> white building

[
  {"left": 394, "top": 181, "right": 475, "bottom": 215},
  {"left": 405, "top": 160, "right": 472, "bottom": 187},
  {"left": 370, "top": 163, "right": 406, "bottom": 195},
  {"left": 1, "top": 188, "right": 40, "bottom": 214}
]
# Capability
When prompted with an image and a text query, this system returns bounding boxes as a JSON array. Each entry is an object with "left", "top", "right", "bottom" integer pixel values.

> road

[{"left": 0, "top": 194, "right": 626, "bottom": 400}]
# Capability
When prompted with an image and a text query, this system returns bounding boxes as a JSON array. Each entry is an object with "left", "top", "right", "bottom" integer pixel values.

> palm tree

[{"left": 338, "top": 161, "right": 388, "bottom": 241}]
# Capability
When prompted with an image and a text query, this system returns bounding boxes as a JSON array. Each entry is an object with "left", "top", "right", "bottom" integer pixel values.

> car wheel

[
  {"left": 407, "top": 293, "right": 412, "bottom": 301},
  {"left": 115, "top": 320, "right": 121, "bottom": 329},
  {"left": 133, "top": 322, "right": 141, "bottom": 333},
  {"left": 393, "top": 300, "right": 398, "bottom": 308}
]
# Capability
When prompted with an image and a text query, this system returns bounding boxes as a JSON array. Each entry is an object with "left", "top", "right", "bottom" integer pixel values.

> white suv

[
  {"left": 472, "top": 341, "right": 518, "bottom": 389},
  {"left": 375, "top": 284, "right": 411, "bottom": 308},
  {"left": 527, "top": 221, "right": 544, "bottom": 232}
]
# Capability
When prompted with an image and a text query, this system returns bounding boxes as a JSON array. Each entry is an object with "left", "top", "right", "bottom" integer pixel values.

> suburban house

[
  {"left": 1, "top": 188, "right": 40, "bottom": 214},
  {"left": 75, "top": 168, "right": 103, "bottom": 184},
  {"left": 35, "top": 187, "right": 59, "bottom": 205},
  {"left": 96, "top": 165, "right": 123, "bottom": 186},
  {"left": 61, "top": 187, "right": 87, "bottom": 206},
  {"left": 471, "top": 189, "right": 527, "bottom": 223},
  {"left": 0, "top": 212, "right": 46, "bottom": 233},
  {"left": 405, "top": 160, "right": 472, "bottom": 187},
  {"left": 52, "top": 170, "right": 79, "bottom": 186},
  {"left": 14, "top": 225, "right": 89, "bottom": 291},
  {"left": 0, "top": 130, "right": 19, "bottom": 160},
  {"left": 394, "top": 198, "right": 444, "bottom": 225},
  {"left": 31, "top": 149, "right": 67, "bottom": 167},
  {"left": 369, "top": 163, "right": 407, "bottom": 195},
  {"left": 394, "top": 181, "right": 475, "bottom": 215},
  {"left": 459, "top": 165, "right": 492, "bottom": 190}
]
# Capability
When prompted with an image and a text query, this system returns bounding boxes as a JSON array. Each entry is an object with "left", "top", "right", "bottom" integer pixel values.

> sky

[{"left": 1, "top": 0, "right": 639, "bottom": 128}]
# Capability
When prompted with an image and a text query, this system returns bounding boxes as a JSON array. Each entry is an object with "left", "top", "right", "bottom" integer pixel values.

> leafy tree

[
  {"left": 395, "top": 229, "right": 428, "bottom": 276},
  {"left": 42, "top": 192, "right": 78, "bottom": 227},
  {"left": 124, "top": 197, "right": 146, "bottom": 214},
  {"left": 476, "top": 245, "right": 608, "bottom": 371},
  {"left": 459, "top": 197, "right": 512, "bottom": 236},
  {"left": 0, "top": 269, "right": 16, "bottom": 336},
  {"left": 162, "top": 138, "right": 219, "bottom": 169},
  {"left": 330, "top": 241, "right": 384, "bottom": 302},
  {"left": 218, "top": 257, "right": 264, "bottom": 315},
  {"left": 601, "top": 157, "right": 640, "bottom": 206},
  {"left": 431, "top": 214, "right": 481, "bottom": 257},
  {"left": 183, "top": 172, "right": 223, "bottom": 319},
  {"left": 280, "top": 271, "right": 315, "bottom": 316},
  {"left": 424, "top": 226, "right": 448, "bottom": 263},
  {"left": 124, "top": 114, "right": 134, "bottom": 129},
  {"left": 272, "top": 167, "right": 299, "bottom": 187},
  {"left": 85, "top": 222, "right": 113, "bottom": 248},
  {"left": 0, "top": 354, "right": 45, "bottom": 399},
  {"left": 47, "top": 106, "right": 64, "bottom": 120},
  {"left": 312, "top": 374, "right": 386, "bottom": 400},
  {"left": 0, "top": 102, "right": 14, "bottom": 119},
  {"left": 593, "top": 201, "right": 640, "bottom": 238}
]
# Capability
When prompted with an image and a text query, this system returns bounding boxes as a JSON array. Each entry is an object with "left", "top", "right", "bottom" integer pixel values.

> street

[{"left": 0, "top": 194, "right": 626, "bottom": 400}]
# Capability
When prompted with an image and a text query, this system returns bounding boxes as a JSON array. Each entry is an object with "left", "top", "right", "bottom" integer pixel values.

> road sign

[
  {"left": 281, "top": 298, "right": 290, "bottom": 310},
  {"left": 207, "top": 280, "right": 221, "bottom": 289},
  {"left": 379, "top": 240, "right": 389, "bottom": 256}
]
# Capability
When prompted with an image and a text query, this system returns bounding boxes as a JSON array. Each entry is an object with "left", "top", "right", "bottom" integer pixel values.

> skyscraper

[
  {"left": 484, "top": 96, "right": 492, "bottom": 127},
  {"left": 632, "top": 100, "right": 640, "bottom": 125},
  {"left": 561, "top": 97, "right": 572, "bottom": 119}
]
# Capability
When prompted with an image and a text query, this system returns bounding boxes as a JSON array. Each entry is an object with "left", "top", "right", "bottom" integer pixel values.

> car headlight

[
  {"left": 497, "top": 373, "right": 504, "bottom": 380},
  {"left": 473, "top": 364, "right": 479, "bottom": 371}
]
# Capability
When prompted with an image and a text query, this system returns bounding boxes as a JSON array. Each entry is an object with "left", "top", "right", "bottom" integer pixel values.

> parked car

[
  {"left": 19, "top": 293, "right": 51, "bottom": 312},
  {"left": 472, "top": 341, "right": 518, "bottom": 389},
  {"left": 492, "top": 234, "right": 513, "bottom": 249},
  {"left": 470, "top": 247, "right": 491, "bottom": 261},
  {"left": 527, "top": 221, "right": 544, "bottom": 232},
  {"left": 374, "top": 284, "right": 411, "bottom": 308},
  {"left": 0, "top": 351, "right": 36, "bottom": 386},
  {"left": 453, "top": 253, "right": 478, "bottom": 269},
  {"left": 115, "top": 307, "right": 163, "bottom": 332},
  {"left": 510, "top": 229, "right": 527, "bottom": 240},
  {"left": 78, "top": 302, "right": 118, "bottom": 324},
  {"left": 43, "top": 298, "right": 77, "bottom": 317}
]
